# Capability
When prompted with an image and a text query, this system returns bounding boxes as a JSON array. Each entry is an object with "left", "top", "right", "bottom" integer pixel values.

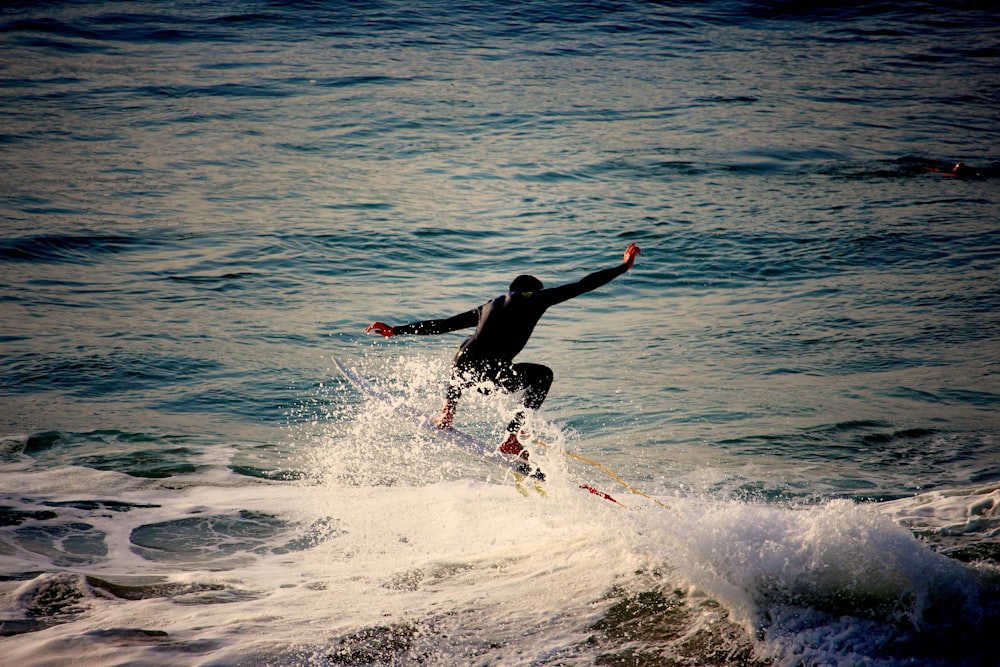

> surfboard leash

[{"left": 530, "top": 437, "right": 671, "bottom": 510}]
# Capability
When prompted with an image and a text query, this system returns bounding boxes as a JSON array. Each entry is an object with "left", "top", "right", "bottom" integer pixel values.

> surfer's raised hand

[
  {"left": 623, "top": 242, "right": 641, "bottom": 269},
  {"left": 366, "top": 321, "right": 396, "bottom": 337}
]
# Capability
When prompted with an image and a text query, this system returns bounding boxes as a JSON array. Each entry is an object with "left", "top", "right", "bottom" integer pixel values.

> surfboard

[
  {"left": 333, "top": 358, "right": 621, "bottom": 505},
  {"left": 333, "top": 357, "right": 540, "bottom": 476}
]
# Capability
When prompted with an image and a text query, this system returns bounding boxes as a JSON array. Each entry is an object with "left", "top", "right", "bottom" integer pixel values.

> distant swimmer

[
  {"left": 924, "top": 161, "right": 990, "bottom": 178},
  {"left": 366, "top": 242, "right": 641, "bottom": 469}
]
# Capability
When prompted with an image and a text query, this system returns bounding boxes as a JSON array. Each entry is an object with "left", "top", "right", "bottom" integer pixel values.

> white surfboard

[
  {"left": 333, "top": 357, "right": 541, "bottom": 476},
  {"left": 333, "top": 358, "right": 621, "bottom": 505}
]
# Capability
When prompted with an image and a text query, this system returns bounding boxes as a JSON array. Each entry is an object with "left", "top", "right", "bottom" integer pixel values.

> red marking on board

[{"left": 580, "top": 484, "right": 619, "bottom": 504}]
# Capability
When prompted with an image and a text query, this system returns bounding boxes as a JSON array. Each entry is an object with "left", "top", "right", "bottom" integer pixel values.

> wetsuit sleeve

[
  {"left": 392, "top": 308, "right": 479, "bottom": 336},
  {"left": 542, "top": 262, "right": 630, "bottom": 306}
]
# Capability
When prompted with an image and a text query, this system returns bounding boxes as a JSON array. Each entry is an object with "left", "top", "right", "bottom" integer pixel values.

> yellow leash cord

[{"left": 530, "top": 437, "right": 671, "bottom": 510}]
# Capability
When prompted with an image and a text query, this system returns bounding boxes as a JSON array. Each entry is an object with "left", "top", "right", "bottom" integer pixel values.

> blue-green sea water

[{"left": 1, "top": 2, "right": 999, "bottom": 665}]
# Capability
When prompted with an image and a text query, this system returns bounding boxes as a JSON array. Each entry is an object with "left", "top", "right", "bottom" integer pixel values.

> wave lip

[{"left": 662, "top": 496, "right": 1000, "bottom": 665}]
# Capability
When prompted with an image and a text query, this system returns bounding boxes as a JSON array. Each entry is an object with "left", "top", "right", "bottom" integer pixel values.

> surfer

[
  {"left": 925, "top": 162, "right": 977, "bottom": 177},
  {"left": 922, "top": 161, "right": 996, "bottom": 178},
  {"left": 366, "top": 242, "right": 641, "bottom": 467}
]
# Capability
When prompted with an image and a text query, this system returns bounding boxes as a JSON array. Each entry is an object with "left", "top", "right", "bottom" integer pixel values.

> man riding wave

[{"left": 367, "top": 242, "right": 641, "bottom": 472}]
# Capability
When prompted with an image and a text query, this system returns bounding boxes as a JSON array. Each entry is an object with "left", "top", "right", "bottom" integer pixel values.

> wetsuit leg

[
  {"left": 445, "top": 357, "right": 498, "bottom": 406},
  {"left": 513, "top": 362, "right": 553, "bottom": 410},
  {"left": 497, "top": 362, "right": 553, "bottom": 434},
  {"left": 445, "top": 362, "right": 476, "bottom": 404},
  {"left": 448, "top": 360, "right": 553, "bottom": 434}
]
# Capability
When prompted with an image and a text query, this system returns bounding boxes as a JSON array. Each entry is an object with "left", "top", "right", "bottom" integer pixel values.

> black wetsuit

[{"left": 393, "top": 261, "right": 631, "bottom": 433}]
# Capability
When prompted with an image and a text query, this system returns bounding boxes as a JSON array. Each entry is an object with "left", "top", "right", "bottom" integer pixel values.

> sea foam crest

[{"left": 660, "top": 498, "right": 993, "bottom": 641}]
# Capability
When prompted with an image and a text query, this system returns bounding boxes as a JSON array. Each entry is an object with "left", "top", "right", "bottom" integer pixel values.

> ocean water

[{"left": 1, "top": 1, "right": 999, "bottom": 665}]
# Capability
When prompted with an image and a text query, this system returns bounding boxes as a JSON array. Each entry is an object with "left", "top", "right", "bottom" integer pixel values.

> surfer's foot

[
  {"left": 500, "top": 433, "right": 529, "bottom": 460},
  {"left": 433, "top": 402, "right": 456, "bottom": 430},
  {"left": 501, "top": 433, "right": 545, "bottom": 481}
]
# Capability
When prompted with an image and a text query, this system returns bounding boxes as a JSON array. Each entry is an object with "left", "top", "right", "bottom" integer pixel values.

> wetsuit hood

[{"left": 509, "top": 275, "right": 543, "bottom": 293}]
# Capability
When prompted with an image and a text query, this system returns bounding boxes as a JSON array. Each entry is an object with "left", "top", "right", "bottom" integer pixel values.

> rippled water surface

[{"left": 1, "top": 2, "right": 999, "bottom": 665}]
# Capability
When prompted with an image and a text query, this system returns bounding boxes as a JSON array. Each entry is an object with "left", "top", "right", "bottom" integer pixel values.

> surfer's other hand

[
  {"left": 623, "top": 242, "right": 641, "bottom": 269},
  {"left": 366, "top": 321, "right": 396, "bottom": 337}
]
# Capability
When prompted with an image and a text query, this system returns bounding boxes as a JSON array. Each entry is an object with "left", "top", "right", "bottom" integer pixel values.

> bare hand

[
  {"left": 623, "top": 242, "right": 641, "bottom": 269},
  {"left": 365, "top": 321, "right": 396, "bottom": 337}
]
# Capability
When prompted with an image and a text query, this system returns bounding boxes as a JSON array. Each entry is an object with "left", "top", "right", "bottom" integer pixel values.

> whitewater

[{"left": 2, "top": 1, "right": 999, "bottom": 665}]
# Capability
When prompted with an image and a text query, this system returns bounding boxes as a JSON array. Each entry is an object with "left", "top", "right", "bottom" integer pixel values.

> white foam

[
  {"left": 883, "top": 484, "right": 1000, "bottom": 540},
  {"left": 3, "top": 400, "right": 999, "bottom": 666},
  {"left": 648, "top": 494, "right": 998, "bottom": 665}
]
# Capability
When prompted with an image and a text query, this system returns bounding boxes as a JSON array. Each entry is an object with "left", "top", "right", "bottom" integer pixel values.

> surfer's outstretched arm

[
  {"left": 366, "top": 309, "right": 478, "bottom": 338},
  {"left": 542, "top": 242, "right": 641, "bottom": 306}
]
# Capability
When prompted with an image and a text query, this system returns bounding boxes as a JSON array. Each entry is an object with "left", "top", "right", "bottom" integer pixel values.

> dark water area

[{"left": 1, "top": 1, "right": 999, "bottom": 665}]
